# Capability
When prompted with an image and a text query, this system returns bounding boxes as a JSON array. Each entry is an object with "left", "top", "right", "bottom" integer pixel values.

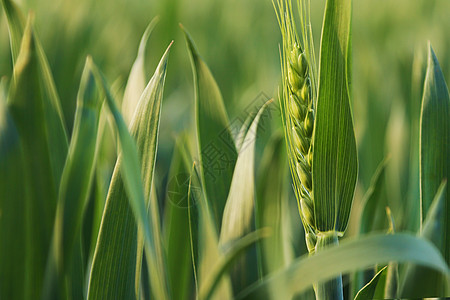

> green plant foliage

[
  {"left": 238, "top": 233, "right": 449, "bottom": 299},
  {"left": 182, "top": 26, "right": 238, "bottom": 229},
  {"left": 354, "top": 266, "right": 386, "bottom": 300},
  {"left": 0, "top": 16, "right": 68, "bottom": 298},
  {"left": 164, "top": 134, "right": 194, "bottom": 300},
  {"left": 0, "top": 0, "right": 449, "bottom": 299},
  {"left": 122, "top": 17, "right": 159, "bottom": 125},
  {"left": 43, "top": 57, "right": 104, "bottom": 299},
  {"left": 419, "top": 44, "right": 449, "bottom": 268},
  {"left": 400, "top": 182, "right": 449, "bottom": 297},
  {"left": 256, "top": 132, "right": 291, "bottom": 275},
  {"left": 313, "top": 0, "right": 358, "bottom": 233},
  {"left": 88, "top": 43, "right": 172, "bottom": 300}
]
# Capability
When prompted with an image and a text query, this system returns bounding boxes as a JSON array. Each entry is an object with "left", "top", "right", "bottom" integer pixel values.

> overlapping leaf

[
  {"left": 0, "top": 16, "right": 68, "bottom": 298},
  {"left": 400, "top": 182, "right": 449, "bottom": 297},
  {"left": 164, "top": 134, "right": 194, "bottom": 300},
  {"left": 238, "top": 233, "right": 449, "bottom": 299},
  {"left": 122, "top": 17, "right": 159, "bottom": 125},
  {"left": 88, "top": 43, "right": 172, "bottom": 300},
  {"left": 182, "top": 26, "right": 238, "bottom": 229}
]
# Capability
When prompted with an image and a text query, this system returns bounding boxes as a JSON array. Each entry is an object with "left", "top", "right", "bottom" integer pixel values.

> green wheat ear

[{"left": 274, "top": 0, "right": 318, "bottom": 253}]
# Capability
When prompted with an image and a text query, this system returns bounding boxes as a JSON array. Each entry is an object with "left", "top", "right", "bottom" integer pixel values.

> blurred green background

[{"left": 1, "top": 0, "right": 449, "bottom": 236}]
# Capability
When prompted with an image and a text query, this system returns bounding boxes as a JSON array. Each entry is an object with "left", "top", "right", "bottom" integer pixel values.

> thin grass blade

[
  {"left": 88, "top": 43, "right": 172, "bottom": 300},
  {"left": 419, "top": 45, "right": 449, "bottom": 277},
  {"left": 2, "top": 1, "right": 68, "bottom": 186},
  {"left": 2, "top": 18, "right": 67, "bottom": 298},
  {"left": 0, "top": 77, "right": 28, "bottom": 300},
  {"left": 400, "top": 181, "right": 449, "bottom": 297},
  {"left": 164, "top": 134, "right": 194, "bottom": 300},
  {"left": 256, "top": 132, "right": 290, "bottom": 275},
  {"left": 0, "top": 0, "right": 25, "bottom": 64},
  {"left": 200, "top": 229, "right": 271, "bottom": 300},
  {"left": 122, "top": 17, "right": 159, "bottom": 125},
  {"left": 220, "top": 100, "right": 272, "bottom": 244},
  {"left": 354, "top": 266, "right": 387, "bottom": 300},
  {"left": 182, "top": 25, "right": 238, "bottom": 229},
  {"left": 238, "top": 233, "right": 449, "bottom": 299},
  {"left": 42, "top": 57, "right": 104, "bottom": 299},
  {"left": 218, "top": 100, "right": 271, "bottom": 292},
  {"left": 188, "top": 166, "right": 233, "bottom": 300}
]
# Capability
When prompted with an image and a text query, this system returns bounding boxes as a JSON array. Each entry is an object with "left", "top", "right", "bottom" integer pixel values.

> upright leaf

[
  {"left": 2, "top": 0, "right": 68, "bottom": 185},
  {"left": 400, "top": 182, "right": 449, "bottom": 297},
  {"left": 419, "top": 44, "right": 449, "bottom": 267},
  {"left": 0, "top": 77, "right": 28, "bottom": 300},
  {"left": 182, "top": 26, "right": 238, "bottom": 229},
  {"left": 2, "top": 18, "right": 67, "bottom": 298},
  {"left": 164, "top": 134, "right": 194, "bottom": 300},
  {"left": 42, "top": 58, "right": 104, "bottom": 299},
  {"left": 313, "top": 0, "right": 357, "bottom": 233},
  {"left": 219, "top": 100, "right": 271, "bottom": 292},
  {"left": 352, "top": 158, "right": 388, "bottom": 297},
  {"left": 220, "top": 100, "right": 272, "bottom": 244},
  {"left": 187, "top": 166, "right": 233, "bottom": 300},
  {"left": 122, "top": 17, "right": 159, "bottom": 125},
  {"left": 256, "top": 132, "right": 290, "bottom": 275},
  {"left": 1, "top": 0, "right": 25, "bottom": 64},
  {"left": 200, "top": 229, "right": 270, "bottom": 300},
  {"left": 88, "top": 43, "right": 172, "bottom": 300},
  {"left": 358, "top": 158, "right": 389, "bottom": 235},
  {"left": 354, "top": 266, "right": 387, "bottom": 300}
]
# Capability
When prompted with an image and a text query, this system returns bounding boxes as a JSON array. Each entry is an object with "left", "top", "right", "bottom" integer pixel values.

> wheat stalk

[{"left": 274, "top": 0, "right": 318, "bottom": 253}]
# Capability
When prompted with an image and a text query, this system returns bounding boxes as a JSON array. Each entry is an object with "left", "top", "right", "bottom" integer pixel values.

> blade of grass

[
  {"left": 419, "top": 44, "right": 449, "bottom": 268},
  {"left": 237, "top": 233, "right": 449, "bottom": 299},
  {"left": 122, "top": 17, "right": 159, "bottom": 125},
  {"left": 256, "top": 132, "right": 290, "bottom": 276},
  {"left": 2, "top": 1, "right": 69, "bottom": 186},
  {"left": 400, "top": 181, "right": 449, "bottom": 297},
  {"left": 163, "top": 134, "right": 194, "bottom": 300},
  {"left": 354, "top": 266, "right": 387, "bottom": 300},
  {"left": 358, "top": 157, "right": 389, "bottom": 235},
  {"left": 3, "top": 18, "right": 67, "bottom": 298},
  {"left": 0, "top": 0, "right": 25, "bottom": 64},
  {"left": 352, "top": 158, "right": 389, "bottom": 297},
  {"left": 182, "top": 25, "right": 238, "bottom": 229},
  {"left": 43, "top": 57, "right": 104, "bottom": 299},
  {"left": 188, "top": 165, "right": 233, "bottom": 300},
  {"left": 0, "top": 77, "right": 28, "bottom": 300},
  {"left": 218, "top": 100, "right": 272, "bottom": 292},
  {"left": 200, "top": 228, "right": 271, "bottom": 300},
  {"left": 88, "top": 43, "right": 172, "bottom": 300},
  {"left": 220, "top": 100, "right": 272, "bottom": 244}
]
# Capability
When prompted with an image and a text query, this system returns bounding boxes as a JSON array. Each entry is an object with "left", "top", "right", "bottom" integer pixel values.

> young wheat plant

[{"left": 274, "top": 0, "right": 318, "bottom": 253}]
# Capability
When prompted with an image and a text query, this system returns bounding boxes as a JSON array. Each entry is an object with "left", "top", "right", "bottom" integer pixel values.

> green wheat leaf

[
  {"left": 122, "top": 17, "right": 159, "bottom": 125},
  {"left": 313, "top": 0, "right": 358, "bottom": 233},
  {"left": 238, "top": 233, "right": 449, "bottom": 299},
  {"left": 0, "top": 76, "right": 28, "bottom": 299},
  {"left": 354, "top": 266, "right": 386, "bottom": 300},
  {"left": 88, "top": 42, "right": 172, "bottom": 300},
  {"left": 400, "top": 182, "right": 449, "bottom": 297},
  {"left": 220, "top": 100, "right": 272, "bottom": 244},
  {"left": 256, "top": 132, "right": 291, "bottom": 275},
  {"left": 182, "top": 25, "right": 238, "bottom": 229},
  {"left": 0, "top": 17, "right": 67, "bottom": 298},
  {"left": 42, "top": 57, "right": 104, "bottom": 299},
  {"left": 419, "top": 44, "right": 449, "bottom": 269},
  {"left": 164, "top": 134, "right": 194, "bottom": 300}
]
